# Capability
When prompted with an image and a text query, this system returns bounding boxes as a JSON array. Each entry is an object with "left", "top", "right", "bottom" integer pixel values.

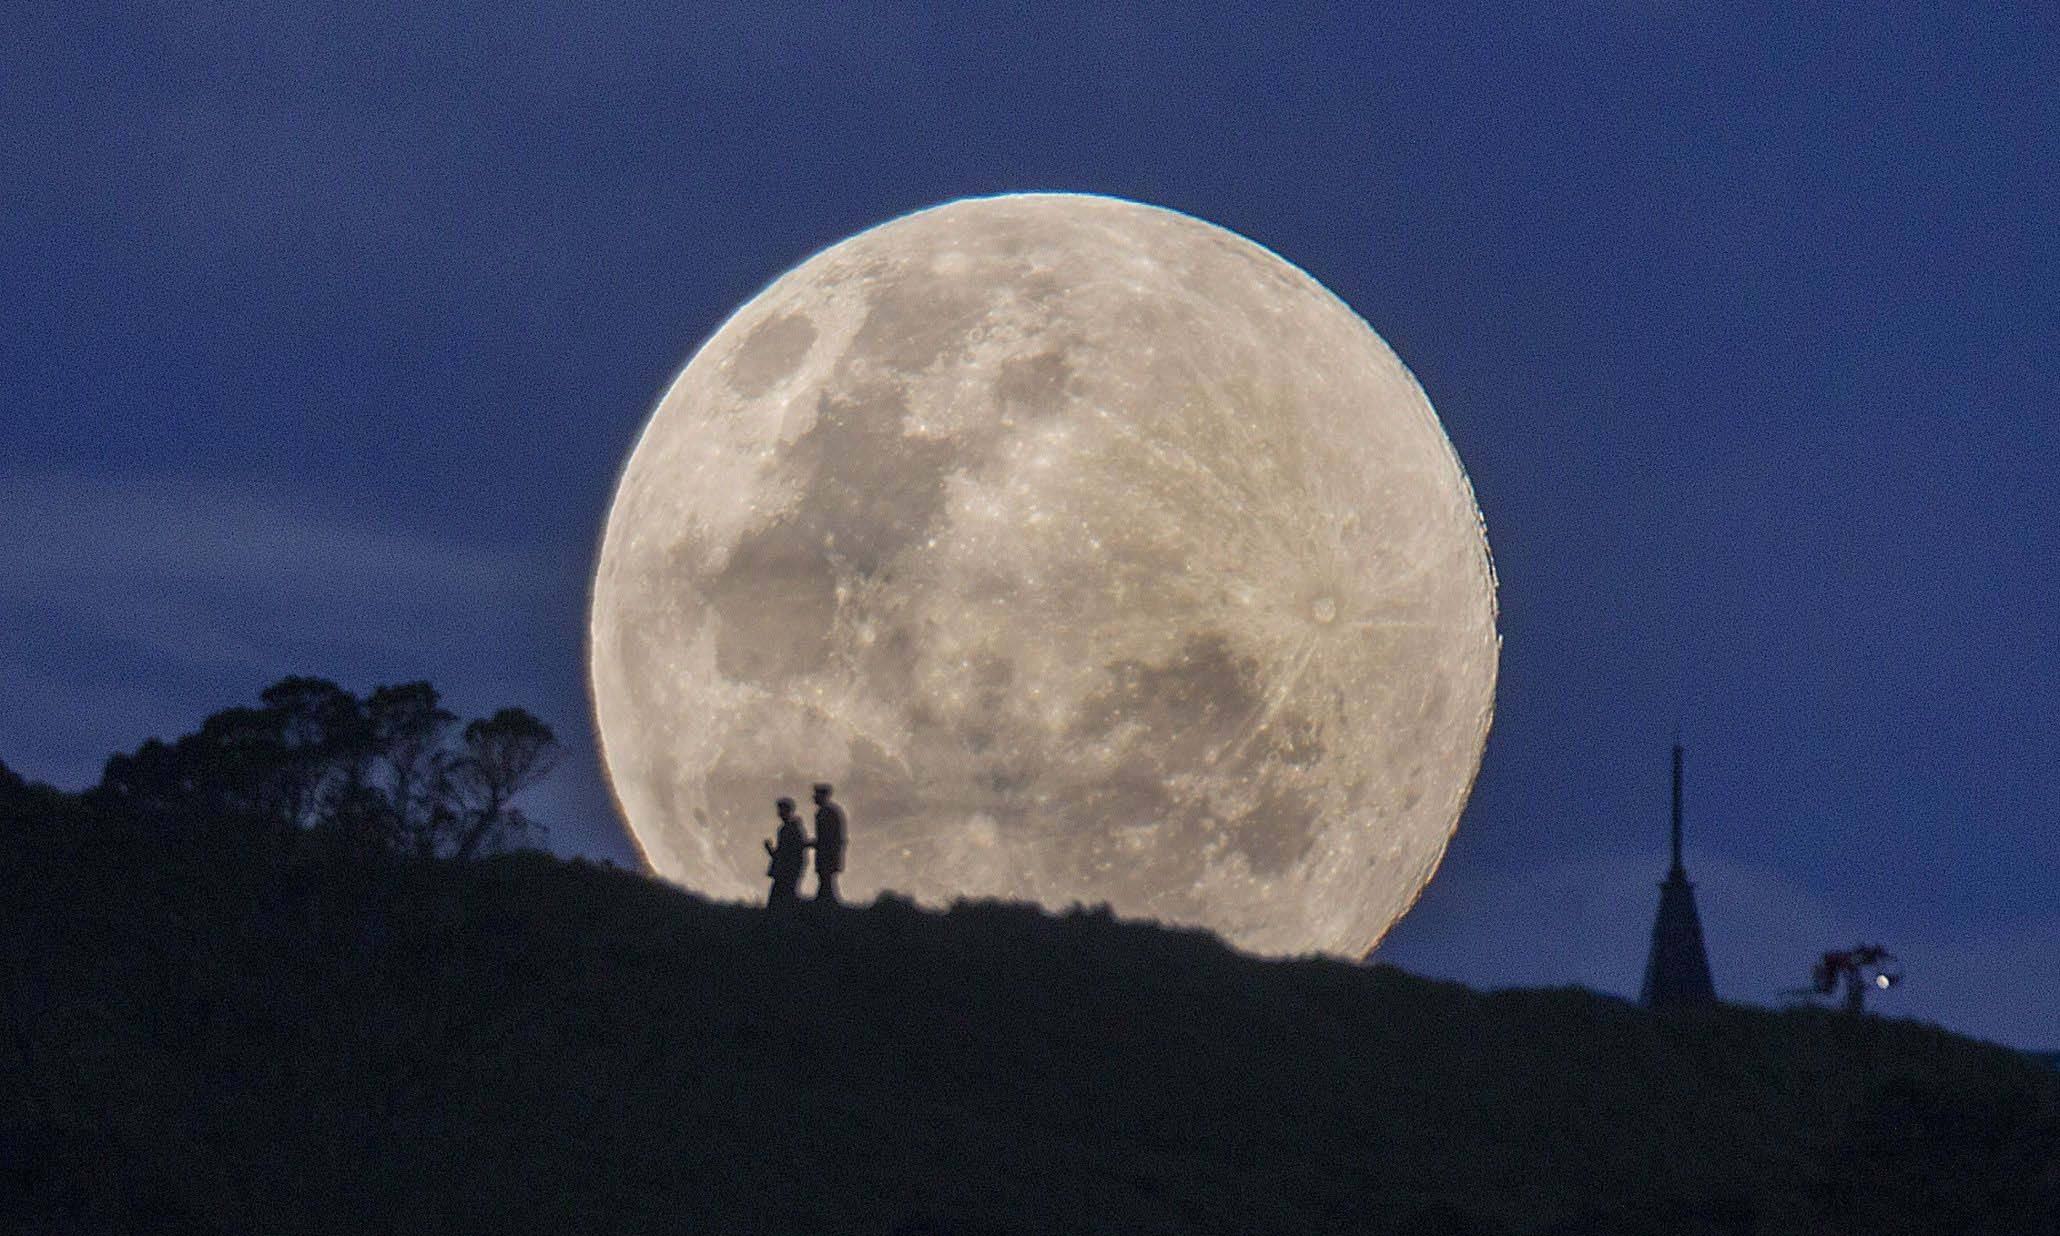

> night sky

[{"left": 7, "top": 5, "right": 2053, "bottom": 1046}]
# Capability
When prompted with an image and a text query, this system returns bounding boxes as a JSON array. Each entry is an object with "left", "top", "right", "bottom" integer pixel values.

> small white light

[{"left": 1875, "top": 974, "right": 1891, "bottom": 989}]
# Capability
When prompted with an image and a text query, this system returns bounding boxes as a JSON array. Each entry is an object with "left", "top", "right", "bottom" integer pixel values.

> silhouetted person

[
  {"left": 811, "top": 782, "right": 846, "bottom": 904},
  {"left": 763, "top": 797, "right": 809, "bottom": 908}
]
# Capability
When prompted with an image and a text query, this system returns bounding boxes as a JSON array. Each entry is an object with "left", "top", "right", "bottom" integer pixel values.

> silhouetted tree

[
  {"left": 192, "top": 704, "right": 296, "bottom": 827},
  {"left": 258, "top": 676, "right": 361, "bottom": 830},
  {"left": 95, "top": 734, "right": 219, "bottom": 827},
  {"left": 446, "top": 708, "right": 558, "bottom": 860},
  {"left": 363, "top": 682, "right": 456, "bottom": 857},
  {"left": 95, "top": 696, "right": 316, "bottom": 835},
  {"left": 322, "top": 778, "right": 399, "bottom": 855}
]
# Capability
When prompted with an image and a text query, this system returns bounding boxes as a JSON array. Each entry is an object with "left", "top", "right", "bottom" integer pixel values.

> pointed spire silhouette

[{"left": 1641, "top": 742, "right": 1717, "bottom": 1008}]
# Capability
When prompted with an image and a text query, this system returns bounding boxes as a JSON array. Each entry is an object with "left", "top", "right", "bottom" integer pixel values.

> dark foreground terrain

[{"left": 6, "top": 802, "right": 2057, "bottom": 1235}]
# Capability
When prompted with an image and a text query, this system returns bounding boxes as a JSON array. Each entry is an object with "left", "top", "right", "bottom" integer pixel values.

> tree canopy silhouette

[{"left": 88, "top": 676, "right": 558, "bottom": 860}]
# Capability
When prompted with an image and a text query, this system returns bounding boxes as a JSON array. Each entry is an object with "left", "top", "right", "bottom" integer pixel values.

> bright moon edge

[{"left": 589, "top": 191, "right": 1499, "bottom": 960}]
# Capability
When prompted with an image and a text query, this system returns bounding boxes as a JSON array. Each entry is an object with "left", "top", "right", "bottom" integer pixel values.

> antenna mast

[{"left": 1670, "top": 742, "right": 1685, "bottom": 878}]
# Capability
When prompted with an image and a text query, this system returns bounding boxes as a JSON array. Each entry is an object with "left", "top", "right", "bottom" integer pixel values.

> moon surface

[{"left": 590, "top": 193, "right": 1497, "bottom": 957}]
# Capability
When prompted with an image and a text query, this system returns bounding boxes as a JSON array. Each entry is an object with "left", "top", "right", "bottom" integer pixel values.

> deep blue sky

[{"left": 6, "top": 4, "right": 2054, "bottom": 1046}]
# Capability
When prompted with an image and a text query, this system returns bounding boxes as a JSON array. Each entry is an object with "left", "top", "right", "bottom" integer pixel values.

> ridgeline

[{"left": 5, "top": 801, "right": 2057, "bottom": 1235}]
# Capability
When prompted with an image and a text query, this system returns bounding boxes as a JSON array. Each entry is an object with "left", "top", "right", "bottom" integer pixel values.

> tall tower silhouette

[{"left": 1640, "top": 743, "right": 1717, "bottom": 1007}]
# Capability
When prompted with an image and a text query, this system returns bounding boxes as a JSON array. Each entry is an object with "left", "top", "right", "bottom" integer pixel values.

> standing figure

[
  {"left": 763, "top": 797, "right": 810, "bottom": 908},
  {"left": 811, "top": 782, "right": 847, "bottom": 904}
]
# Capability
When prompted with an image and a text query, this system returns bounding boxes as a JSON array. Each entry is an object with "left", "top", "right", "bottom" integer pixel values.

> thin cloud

[{"left": 0, "top": 473, "right": 537, "bottom": 669}]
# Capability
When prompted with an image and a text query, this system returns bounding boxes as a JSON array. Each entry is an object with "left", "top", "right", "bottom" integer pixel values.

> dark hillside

[{"left": 5, "top": 812, "right": 2056, "bottom": 1235}]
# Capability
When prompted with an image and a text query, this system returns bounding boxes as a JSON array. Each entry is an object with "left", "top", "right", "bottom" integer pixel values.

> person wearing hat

[{"left": 810, "top": 782, "right": 847, "bottom": 904}]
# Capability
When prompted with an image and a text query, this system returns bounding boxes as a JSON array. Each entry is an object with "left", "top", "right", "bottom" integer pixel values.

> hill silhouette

[{"left": 5, "top": 800, "right": 2057, "bottom": 1234}]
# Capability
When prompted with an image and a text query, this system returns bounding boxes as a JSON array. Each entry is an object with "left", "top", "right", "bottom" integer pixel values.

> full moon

[{"left": 591, "top": 193, "right": 1497, "bottom": 957}]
